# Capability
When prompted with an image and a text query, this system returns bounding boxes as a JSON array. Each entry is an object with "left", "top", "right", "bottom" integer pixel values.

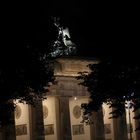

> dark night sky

[
  {"left": 45, "top": 1, "right": 139, "bottom": 63},
  {"left": 1, "top": 1, "right": 139, "bottom": 64}
]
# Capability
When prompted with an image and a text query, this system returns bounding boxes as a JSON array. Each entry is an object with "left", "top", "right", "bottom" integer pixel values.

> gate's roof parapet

[{"left": 54, "top": 57, "right": 99, "bottom": 77}]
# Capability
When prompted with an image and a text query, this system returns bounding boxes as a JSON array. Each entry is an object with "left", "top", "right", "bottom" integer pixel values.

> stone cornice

[{"left": 54, "top": 57, "right": 99, "bottom": 76}]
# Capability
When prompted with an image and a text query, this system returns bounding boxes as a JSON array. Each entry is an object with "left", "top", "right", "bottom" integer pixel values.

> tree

[
  {"left": 77, "top": 59, "right": 140, "bottom": 129},
  {"left": 0, "top": 15, "right": 76, "bottom": 127}
]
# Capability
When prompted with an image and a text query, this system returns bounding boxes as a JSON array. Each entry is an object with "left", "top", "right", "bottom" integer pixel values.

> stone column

[
  {"left": 59, "top": 96, "right": 72, "bottom": 140},
  {"left": 1, "top": 109, "right": 16, "bottom": 140},
  {"left": 0, "top": 100, "right": 16, "bottom": 140},
  {"left": 134, "top": 109, "right": 140, "bottom": 140},
  {"left": 91, "top": 109, "right": 105, "bottom": 140},
  {"left": 29, "top": 101, "right": 45, "bottom": 140},
  {"left": 113, "top": 114, "right": 128, "bottom": 140}
]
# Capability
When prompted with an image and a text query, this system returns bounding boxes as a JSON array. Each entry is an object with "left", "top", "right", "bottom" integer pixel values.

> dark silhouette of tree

[
  {"left": 77, "top": 60, "right": 140, "bottom": 129},
  {"left": 0, "top": 31, "right": 54, "bottom": 127},
  {"left": 0, "top": 12, "right": 76, "bottom": 127}
]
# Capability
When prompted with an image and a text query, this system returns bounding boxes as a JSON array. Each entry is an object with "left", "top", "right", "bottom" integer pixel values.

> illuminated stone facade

[{"left": 0, "top": 57, "right": 140, "bottom": 140}]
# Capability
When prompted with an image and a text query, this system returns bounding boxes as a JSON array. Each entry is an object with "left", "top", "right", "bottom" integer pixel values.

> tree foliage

[
  {"left": 0, "top": 16, "right": 76, "bottom": 126},
  {"left": 0, "top": 30, "right": 55, "bottom": 126},
  {"left": 77, "top": 60, "right": 140, "bottom": 129}
]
